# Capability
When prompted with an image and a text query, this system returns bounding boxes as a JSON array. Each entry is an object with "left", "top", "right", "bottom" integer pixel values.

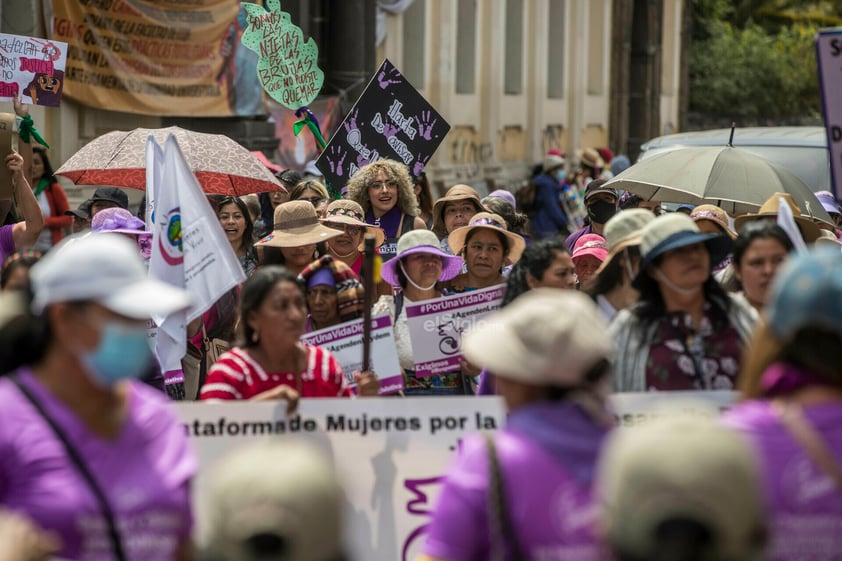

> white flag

[
  {"left": 147, "top": 135, "right": 246, "bottom": 372},
  {"left": 776, "top": 196, "right": 808, "bottom": 255}
]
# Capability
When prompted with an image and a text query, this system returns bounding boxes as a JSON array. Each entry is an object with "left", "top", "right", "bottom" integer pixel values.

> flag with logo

[{"left": 147, "top": 135, "right": 246, "bottom": 380}]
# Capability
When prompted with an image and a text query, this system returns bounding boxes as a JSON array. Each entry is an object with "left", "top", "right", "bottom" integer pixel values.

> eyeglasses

[
  {"left": 326, "top": 222, "right": 365, "bottom": 236},
  {"left": 299, "top": 197, "right": 327, "bottom": 207},
  {"left": 369, "top": 180, "right": 398, "bottom": 191}
]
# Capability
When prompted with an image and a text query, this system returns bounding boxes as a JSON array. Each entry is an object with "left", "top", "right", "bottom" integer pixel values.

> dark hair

[
  {"left": 1, "top": 251, "right": 42, "bottom": 290},
  {"left": 619, "top": 191, "right": 643, "bottom": 210},
  {"left": 413, "top": 172, "right": 434, "bottom": 222},
  {"left": 502, "top": 239, "right": 569, "bottom": 306},
  {"left": 587, "top": 246, "right": 640, "bottom": 298},
  {"left": 633, "top": 252, "right": 732, "bottom": 322},
  {"left": 481, "top": 196, "right": 528, "bottom": 236},
  {"left": 32, "top": 146, "right": 57, "bottom": 184},
  {"left": 733, "top": 221, "right": 793, "bottom": 271},
  {"left": 239, "top": 266, "right": 303, "bottom": 347},
  {"left": 217, "top": 196, "right": 255, "bottom": 257},
  {"left": 277, "top": 169, "right": 303, "bottom": 188}
]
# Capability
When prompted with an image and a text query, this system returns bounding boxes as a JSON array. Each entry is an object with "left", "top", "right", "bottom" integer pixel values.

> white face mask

[{"left": 400, "top": 262, "right": 438, "bottom": 291}]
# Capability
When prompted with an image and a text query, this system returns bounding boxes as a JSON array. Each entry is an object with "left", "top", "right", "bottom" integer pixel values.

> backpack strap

[
  {"left": 399, "top": 213, "right": 415, "bottom": 236},
  {"left": 485, "top": 434, "right": 527, "bottom": 561}
]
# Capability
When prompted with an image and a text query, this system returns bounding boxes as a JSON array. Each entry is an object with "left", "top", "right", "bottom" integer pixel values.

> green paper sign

[{"left": 241, "top": 0, "right": 324, "bottom": 110}]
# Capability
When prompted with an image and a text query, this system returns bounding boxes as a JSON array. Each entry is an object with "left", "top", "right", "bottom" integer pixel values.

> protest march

[{"left": 1, "top": 3, "right": 842, "bottom": 561}]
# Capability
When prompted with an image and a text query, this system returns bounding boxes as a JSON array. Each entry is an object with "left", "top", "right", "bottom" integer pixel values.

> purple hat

[
  {"left": 814, "top": 190, "right": 841, "bottom": 216},
  {"left": 91, "top": 207, "right": 150, "bottom": 237},
  {"left": 489, "top": 189, "right": 517, "bottom": 209},
  {"left": 380, "top": 230, "right": 464, "bottom": 288}
]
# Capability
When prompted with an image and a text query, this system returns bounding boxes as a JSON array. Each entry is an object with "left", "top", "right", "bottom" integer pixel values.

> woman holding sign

[
  {"left": 199, "top": 266, "right": 379, "bottom": 401},
  {"left": 372, "top": 230, "right": 469, "bottom": 395}
]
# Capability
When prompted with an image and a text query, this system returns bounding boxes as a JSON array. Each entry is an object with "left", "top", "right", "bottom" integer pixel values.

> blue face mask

[
  {"left": 81, "top": 322, "right": 152, "bottom": 387},
  {"left": 554, "top": 169, "right": 567, "bottom": 182}
]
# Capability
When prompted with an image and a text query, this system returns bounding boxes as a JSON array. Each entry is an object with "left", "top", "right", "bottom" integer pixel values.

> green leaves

[{"left": 240, "top": 1, "right": 324, "bottom": 110}]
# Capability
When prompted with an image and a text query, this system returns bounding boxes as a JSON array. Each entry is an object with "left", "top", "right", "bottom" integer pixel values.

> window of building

[
  {"left": 402, "top": 0, "right": 426, "bottom": 88},
  {"left": 455, "top": 0, "right": 477, "bottom": 94},
  {"left": 547, "top": 0, "right": 565, "bottom": 99},
  {"left": 504, "top": 0, "right": 523, "bottom": 95}
]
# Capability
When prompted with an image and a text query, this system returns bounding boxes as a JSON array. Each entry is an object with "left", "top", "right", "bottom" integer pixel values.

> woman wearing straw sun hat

[
  {"left": 586, "top": 208, "right": 655, "bottom": 322},
  {"left": 256, "top": 200, "right": 344, "bottom": 276},
  {"left": 431, "top": 184, "right": 484, "bottom": 252},
  {"left": 320, "top": 199, "right": 385, "bottom": 277},
  {"left": 610, "top": 213, "right": 757, "bottom": 392},
  {"left": 445, "top": 213, "right": 526, "bottom": 294},
  {"left": 372, "top": 230, "right": 469, "bottom": 395}
]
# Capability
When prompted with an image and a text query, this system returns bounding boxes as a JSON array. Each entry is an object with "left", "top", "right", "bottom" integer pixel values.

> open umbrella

[
  {"left": 605, "top": 145, "right": 833, "bottom": 222},
  {"left": 57, "top": 126, "right": 286, "bottom": 196}
]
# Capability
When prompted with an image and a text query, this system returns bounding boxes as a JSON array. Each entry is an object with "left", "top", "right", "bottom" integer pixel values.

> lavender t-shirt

[
  {"left": 722, "top": 399, "right": 842, "bottom": 561},
  {"left": 0, "top": 369, "right": 197, "bottom": 561},
  {"left": 0, "top": 224, "right": 14, "bottom": 264},
  {"left": 424, "top": 402, "right": 606, "bottom": 561}
]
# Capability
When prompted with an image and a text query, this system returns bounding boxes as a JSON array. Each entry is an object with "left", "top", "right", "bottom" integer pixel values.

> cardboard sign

[
  {"left": 316, "top": 59, "right": 450, "bottom": 188},
  {"left": 241, "top": 0, "right": 324, "bottom": 110},
  {"left": 300, "top": 315, "right": 405, "bottom": 395},
  {"left": 816, "top": 29, "right": 842, "bottom": 199},
  {"left": 0, "top": 113, "right": 13, "bottom": 199},
  {"left": 0, "top": 33, "right": 67, "bottom": 107},
  {"left": 404, "top": 285, "right": 505, "bottom": 377}
]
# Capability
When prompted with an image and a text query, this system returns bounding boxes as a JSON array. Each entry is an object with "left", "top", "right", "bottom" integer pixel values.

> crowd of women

[{"left": 0, "top": 121, "right": 841, "bottom": 561}]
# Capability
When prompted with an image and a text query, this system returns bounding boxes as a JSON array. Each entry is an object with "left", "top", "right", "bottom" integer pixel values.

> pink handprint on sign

[
  {"left": 328, "top": 145, "right": 348, "bottom": 176},
  {"left": 417, "top": 111, "right": 437, "bottom": 140},
  {"left": 378, "top": 65, "right": 403, "bottom": 89},
  {"left": 344, "top": 108, "right": 360, "bottom": 134}
]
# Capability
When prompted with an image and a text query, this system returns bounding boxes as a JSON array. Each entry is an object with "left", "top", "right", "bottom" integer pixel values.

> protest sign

[
  {"left": 816, "top": 29, "right": 842, "bottom": 199},
  {"left": 178, "top": 391, "right": 736, "bottom": 561},
  {"left": 316, "top": 59, "right": 450, "bottom": 188},
  {"left": 405, "top": 285, "right": 505, "bottom": 377},
  {"left": 301, "top": 315, "right": 405, "bottom": 395},
  {"left": 0, "top": 33, "right": 67, "bottom": 107},
  {"left": 241, "top": 0, "right": 324, "bottom": 110},
  {"left": 51, "top": 1, "right": 262, "bottom": 116}
]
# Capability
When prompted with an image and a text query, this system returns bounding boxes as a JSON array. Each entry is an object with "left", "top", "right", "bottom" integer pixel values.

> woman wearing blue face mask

[
  {"left": 530, "top": 154, "right": 571, "bottom": 239},
  {"left": 0, "top": 234, "right": 197, "bottom": 561}
]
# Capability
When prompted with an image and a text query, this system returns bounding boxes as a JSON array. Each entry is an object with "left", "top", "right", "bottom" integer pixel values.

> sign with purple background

[
  {"left": 315, "top": 58, "right": 450, "bottom": 188},
  {"left": 301, "top": 314, "right": 404, "bottom": 394},
  {"left": 816, "top": 29, "right": 842, "bottom": 199},
  {"left": 405, "top": 285, "right": 505, "bottom": 377}
]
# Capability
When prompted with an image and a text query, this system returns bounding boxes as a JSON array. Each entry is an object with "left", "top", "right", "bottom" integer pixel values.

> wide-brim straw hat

[
  {"left": 577, "top": 147, "right": 605, "bottom": 170},
  {"left": 432, "top": 184, "right": 483, "bottom": 231},
  {"left": 256, "top": 200, "right": 343, "bottom": 248},
  {"left": 733, "top": 192, "right": 822, "bottom": 243},
  {"left": 595, "top": 208, "right": 656, "bottom": 275},
  {"left": 633, "top": 213, "right": 732, "bottom": 289},
  {"left": 320, "top": 199, "right": 386, "bottom": 249},
  {"left": 690, "top": 204, "right": 737, "bottom": 239},
  {"left": 447, "top": 212, "right": 526, "bottom": 264},
  {"left": 380, "top": 230, "right": 464, "bottom": 287}
]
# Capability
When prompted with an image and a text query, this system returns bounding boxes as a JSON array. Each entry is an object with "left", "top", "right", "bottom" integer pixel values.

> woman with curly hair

[{"left": 346, "top": 159, "right": 426, "bottom": 261}]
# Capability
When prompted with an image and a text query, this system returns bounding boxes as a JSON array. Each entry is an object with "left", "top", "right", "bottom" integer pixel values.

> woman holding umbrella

[{"left": 610, "top": 213, "right": 757, "bottom": 392}]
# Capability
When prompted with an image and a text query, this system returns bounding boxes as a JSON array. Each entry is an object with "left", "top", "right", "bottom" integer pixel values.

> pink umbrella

[{"left": 57, "top": 126, "right": 286, "bottom": 196}]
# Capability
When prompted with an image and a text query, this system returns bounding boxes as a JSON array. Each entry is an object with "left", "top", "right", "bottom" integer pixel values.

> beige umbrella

[
  {"left": 57, "top": 126, "right": 286, "bottom": 196},
  {"left": 605, "top": 145, "right": 833, "bottom": 222}
]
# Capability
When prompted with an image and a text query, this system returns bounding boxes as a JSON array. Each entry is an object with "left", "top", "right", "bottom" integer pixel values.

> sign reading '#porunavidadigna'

[{"left": 316, "top": 59, "right": 450, "bottom": 188}]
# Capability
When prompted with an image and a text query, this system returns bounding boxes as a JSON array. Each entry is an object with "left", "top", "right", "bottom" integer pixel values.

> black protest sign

[{"left": 316, "top": 59, "right": 450, "bottom": 189}]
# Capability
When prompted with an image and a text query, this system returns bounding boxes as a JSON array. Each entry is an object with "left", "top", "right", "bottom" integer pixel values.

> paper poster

[
  {"left": 301, "top": 314, "right": 404, "bottom": 395},
  {"left": 241, "top": 0, "right": 324, "bottom": 110},
  {"left": 0, "top": 33, "right": 67, "bottom": 107},
  {"left": 816, "top": 29, "right": 842, "bottom": 199},
  {"left": 404, "top": 285, "right": 505, "bottom": 377},
  {"left": 316, "top": 59, "right": 451, "bottom": 188}
]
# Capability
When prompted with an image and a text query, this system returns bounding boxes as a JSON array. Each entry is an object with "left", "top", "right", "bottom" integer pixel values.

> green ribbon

[
  {"left": 34, "top": 177, "right": 50, "bottom": 197},
  {"left": 18, "top": 115, "right": 50, "bottom": 148},
  {"left": 293, "top": 115, "right": 327, "bottom": 150}
]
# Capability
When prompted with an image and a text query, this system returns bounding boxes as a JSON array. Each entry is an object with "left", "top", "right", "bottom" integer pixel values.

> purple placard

[
  {"left": 816, "top": 29, "right": 842, "bottom": 200},
  {"left": 404, "top": 286, "right": 505, "bottom": 377}
]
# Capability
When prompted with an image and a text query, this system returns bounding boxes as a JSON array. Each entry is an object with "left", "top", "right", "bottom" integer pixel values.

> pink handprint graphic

[
  {"left": 344, "top": 108, "right": 361, "bottom": 134},
  {"left": 378, "top": 64, "right": 403, "bottom": 89},
  {"left": 328, "top": 145, "right": 348, "bottom": 176},
  {"left": 416, "top": 111, "right": 437, "bottom": 140}
]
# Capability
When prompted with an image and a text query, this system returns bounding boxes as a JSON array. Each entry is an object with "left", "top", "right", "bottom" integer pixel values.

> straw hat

[
  {"left": 577, "top": 147, "right": 605, "bottom": 170},
  {"left": 256, "top": 201, "right": 343, "bottom": 248},
  {"left": 596, "top": 209, "right": 656, "bottom": 275},
  {"left": 634, "top": 213, "right": 732, "bottom": 289},
  {"left": 690, "top": 204, "right": 736, "bottom": 239},
  {"left": 432, "top": 184, "right": 483, "bottom": 232},
  {"left": 380, "top": 230, "right": 464, "bottom": 287},
  {"left": 320, "top": 199, "right": 385, "bottom": 248},
  {"left": 815, "top": 229, "right": 842, "bottom": 248},
  {"left": 447, "top": 212, "right": 526, "bottom": 264},
  {"left": 733, "top": 193, "right": 821, "bottom": 243}
]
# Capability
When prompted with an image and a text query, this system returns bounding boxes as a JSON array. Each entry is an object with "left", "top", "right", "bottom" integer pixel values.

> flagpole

[{"left": 361, "top": 235, "right": 376, "bottom": 372}]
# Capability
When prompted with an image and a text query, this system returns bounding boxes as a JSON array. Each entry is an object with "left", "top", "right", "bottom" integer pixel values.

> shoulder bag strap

[
  {"left": 774, "top": 399, "right": 842, "bottom": 492},
  {"left": 10, "top": 376, "right": 128, "bottom": 561},
  {"left": 485, "top": 434, "right": 528, "bottom": 561}
]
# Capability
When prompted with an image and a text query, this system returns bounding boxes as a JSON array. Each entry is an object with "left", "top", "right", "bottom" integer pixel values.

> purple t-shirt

[
  {"left": 722, "top": 399, "right": 842, "bottom": 561},
  {"left": 424, "top": 402, "right": 606, "bottom": 561},
  {"left": 0, "top": 224, "right": 14, "bottom": 264},
  {"left": 0, "top": 369, "right": 197, "bottom": 561}
]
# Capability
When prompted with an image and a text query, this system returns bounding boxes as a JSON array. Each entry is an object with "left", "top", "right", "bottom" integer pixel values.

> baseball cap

[
  {"left": 461, "top": 289, "right": 612, "bottom": 387},
  {"left": 30, "top": 233, "right": 190, "bottom": 319},
  {"left": 90, "top": 186, "right": 129, "bottom": 210},
  {"left": 64, "top": 198, "right": 93, "bottom": 220},
  {"left": 571, "top": 233, "right": 609, "bottom": 263},
  {"left": 202, "top": 440, "right": 344, "bottom": 561},
  {"left": 599, "top": 412, "right": 767, "bottom": 561},
  {"left": 583, "top": 179, "right": 618, "bottom": 203}
]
